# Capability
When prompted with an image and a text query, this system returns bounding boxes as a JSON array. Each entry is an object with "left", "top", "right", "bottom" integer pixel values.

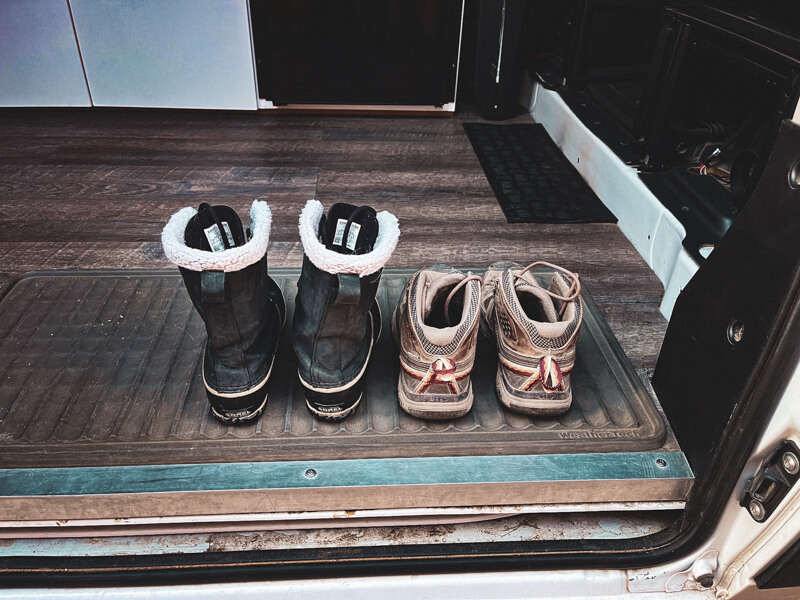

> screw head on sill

[
  {"left": 782, "top": 451, "right": 799, "bottom": 475},
  {"left": 789, "top": 158, "right": 800, "bottom": 189},
  {"left": 697, "top": 575, "right": 714, "bottom": 588},
  {"left": 749, "top": 499, "right": 766, "bottom": 521},
  {"left": 727, "top": 320, "right": 745, "bottom": 345}
]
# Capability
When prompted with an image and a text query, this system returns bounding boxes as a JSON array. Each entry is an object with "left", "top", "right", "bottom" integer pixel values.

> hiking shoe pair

[
  {"left": 163, "top": 199, "right": 399, "bottom": 424},
  {"left": 393, "top": 261, "right": 582, "bottom": 419}
]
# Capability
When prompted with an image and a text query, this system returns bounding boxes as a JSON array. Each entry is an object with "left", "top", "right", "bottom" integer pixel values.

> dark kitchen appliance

[{"left": 250, "top": 0, "right": 464, "bottom": 107}]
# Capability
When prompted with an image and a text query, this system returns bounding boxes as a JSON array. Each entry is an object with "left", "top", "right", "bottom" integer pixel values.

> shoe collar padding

[
  {"left": 413, "top": 268, "right": 481, "bottom": 349},
  {"left": 161, "top": 199, "right": 272, "bottom": 272},
  {"left": 505, "top": 269, "right": 577, "bottom": 338},
  {"left": 299, "top": 199, "right": 400, "bottom": 276}
]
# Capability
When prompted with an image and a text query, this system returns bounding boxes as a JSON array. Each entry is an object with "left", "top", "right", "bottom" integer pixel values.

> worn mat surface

[
  {"left": 0, "top": 269, "right": 663, "bottom": 467},
  {"left": 464, "top": 122, "right": 617, "bottom": 223}
]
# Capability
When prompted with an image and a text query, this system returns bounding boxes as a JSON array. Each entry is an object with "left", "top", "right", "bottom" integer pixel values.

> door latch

[{"left": 741, "top": 440, "right": 800, "bottom": 522}]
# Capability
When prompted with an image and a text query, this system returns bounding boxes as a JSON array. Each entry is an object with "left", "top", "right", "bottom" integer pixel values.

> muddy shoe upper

[
  {"left": 392, "top": 265, "right": 482, "bottom": 420},
  {"left": 482, "top": 261, "right": 582, "bottom": 416}
]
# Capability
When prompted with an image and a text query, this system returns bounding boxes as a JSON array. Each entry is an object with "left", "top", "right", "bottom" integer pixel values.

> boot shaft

[
  {"left": 293, "top": 256, "right": 382, "bottom": 386},
  {"left": 178, "top": 256, "right": 283, "bottom": 390}
]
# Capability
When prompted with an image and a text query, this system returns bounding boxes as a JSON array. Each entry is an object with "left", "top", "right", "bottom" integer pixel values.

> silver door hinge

[{"left": 741, "top": 440, "right": 800, "bottom": 522}]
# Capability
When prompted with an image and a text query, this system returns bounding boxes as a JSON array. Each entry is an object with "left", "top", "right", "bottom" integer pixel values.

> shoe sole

[
  {"left": 397, "top": 380, "right": 473, "bottom": 420},
  {"left": 495, "top": 365, "right": 572, "bottom": 416},
  {"left": 299, "top": 303, "right": 380, "bottom": 422}
]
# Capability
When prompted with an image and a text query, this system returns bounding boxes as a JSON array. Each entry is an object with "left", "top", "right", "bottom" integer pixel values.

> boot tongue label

[
  {"left": 345, "top": 223, "right": 361, "bottom": 251},
  {"left": 332, "top": 219, "right": 348, "bottom": 246},
  {"left": 332, "top": 219, "right": 362, "bottom": 251},
  {"left": 221, "top": 221, "right": 235, "bottom": 246},
  {"left": 204, "top": 224, "right": 226, "bottom": 252},
  {"left": 203, "top": 221, "right": 235, "bottom": 252}
]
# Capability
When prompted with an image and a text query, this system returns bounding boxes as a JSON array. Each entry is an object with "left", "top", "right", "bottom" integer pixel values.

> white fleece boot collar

[
  {"left": 298, "top": 199, "right": 400, "bottom": 276},
  {"left": 161, "top": 200, "right": 272, "bottom": 272}
]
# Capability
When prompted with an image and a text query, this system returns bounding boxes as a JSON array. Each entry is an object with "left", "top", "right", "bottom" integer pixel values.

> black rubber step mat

[
  {"left": 464, "top": 122, "right": 618, "bottom": 223},
  {"left": 0, "top": 269, "right": 664, "bottom": 468}
]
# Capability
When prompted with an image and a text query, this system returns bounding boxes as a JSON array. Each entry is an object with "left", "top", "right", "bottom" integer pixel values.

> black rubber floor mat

[
  {"left": 464, "top": 122, "right": 617, "bottom": 223},
  {"left": 0, "top": 270, "right": 664, "bottom": 468}
]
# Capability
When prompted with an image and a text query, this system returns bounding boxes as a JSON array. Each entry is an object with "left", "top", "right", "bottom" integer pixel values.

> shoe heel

[
  {"left": 206, "top": 385, "right": 269, "bottom": 424},
  {"left": 397, "top": 380, "right": 473, "bottom": 420},
  {"left": 304, "top": 384, "right": 363, "bottom": 422},
  {"left": 495, "top": 365, "right": 572, "bottom": 416}
]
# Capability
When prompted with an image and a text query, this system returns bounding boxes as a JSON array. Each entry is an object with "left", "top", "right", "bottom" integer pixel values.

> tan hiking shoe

[
  {"left": 392, "top": 265, "right": 482, "bottom": 420},
  {"left": 481, "top": 261, "right": 582, "bottom": 416}
]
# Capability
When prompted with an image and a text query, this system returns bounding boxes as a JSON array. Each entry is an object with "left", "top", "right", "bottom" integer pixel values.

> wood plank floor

[{"left": 0, "top": 108, "right": 667, "bottom": 370}]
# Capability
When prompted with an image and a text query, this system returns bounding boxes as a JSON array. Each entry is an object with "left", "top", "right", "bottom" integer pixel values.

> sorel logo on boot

[{"left": 223, "top": 408, "right": 254, "bottom": 420}]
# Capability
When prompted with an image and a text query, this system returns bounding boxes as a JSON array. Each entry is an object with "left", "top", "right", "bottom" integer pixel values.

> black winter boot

[
  {"left": 162, "top": 200, "right": 285, "bottom": 424},
  {"left": 292, "top": 200, "right": 400, "bottom": 421}
]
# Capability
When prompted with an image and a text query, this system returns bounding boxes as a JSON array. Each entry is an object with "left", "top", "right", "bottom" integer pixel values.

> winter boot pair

[
  {"left": 162, "top": 199, "right": 399, "bottom": 424},
  {"left": 393, "top": 261, "right": 582, "bottom": 420}
]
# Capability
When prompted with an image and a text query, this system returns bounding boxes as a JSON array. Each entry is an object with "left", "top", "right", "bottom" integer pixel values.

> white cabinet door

[
  {"left": 0, "top": 0, "right": 91, "bottom": 107},
  {"left": 69, "top": 0, "right": 258, "bottom": 110}
]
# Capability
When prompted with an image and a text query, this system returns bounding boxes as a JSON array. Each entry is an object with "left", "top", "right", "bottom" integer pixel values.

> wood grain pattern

[{"left": 0, "top": 108, "right": 667, "bottom": 369}]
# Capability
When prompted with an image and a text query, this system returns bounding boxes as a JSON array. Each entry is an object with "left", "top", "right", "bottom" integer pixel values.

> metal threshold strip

[
  {"left": 0, "top": 504, "right": 686, "bottom": 539},
  {"left": 0, "top": 452, "right": 692, "bottom": 529}
]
